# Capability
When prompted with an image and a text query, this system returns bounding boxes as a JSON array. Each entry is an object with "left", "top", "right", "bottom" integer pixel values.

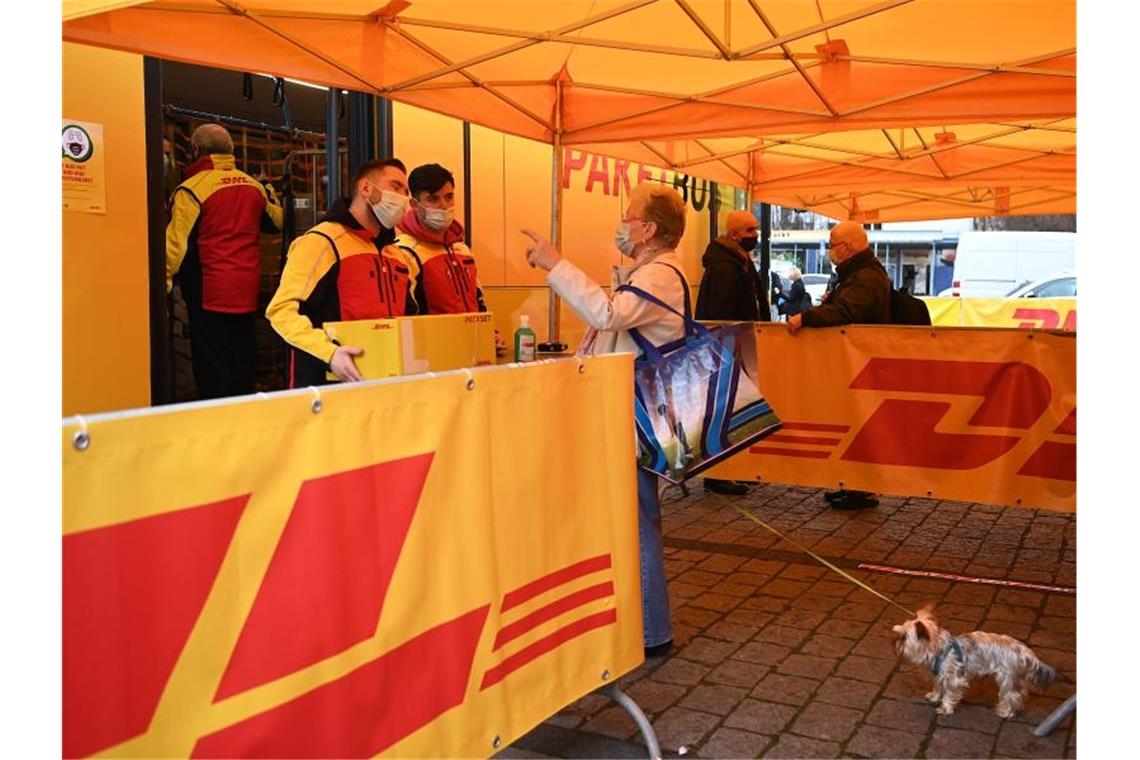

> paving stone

[
  {"left": 1044, "top": 595, "right": 1075, "bottom": 616},
  {"left": 740, "top": 559, "right": 788, "bottom": 576},
  {"left": 815, "top": 618, "right": 871, "bottom": 640},
  {"left": 733, "top": 642, "right": 792, "bottom": 666},
  {"left": 934, "top": 702, "right": 1005, "bottom": 734},
  {"left": 679, "top": 683, "right": 749, "bottom": 716},
  {"left": 691, "top": 592, "right": 745, "bottom": 613},
  {"left": 678, "top": 569, "right": 727, "bottom": 587},
  {"left": 754, "top": 625, "right": 811, "bottom": 647},
  {"left": 580, "top": 706, "right": 638, "bottom": 740},
  {"left": 798, "top": 633, "right": 856, "bottom": 658},
  {"left": 698, "top": 554, "right": 750, "bottom": 574},
  {"left": 813, "top": 676, "right": 881, "bottom": 710},
  {"left": 670, "top": 582, "right": 704, "bottom": 600},
  {"left": 742, "top": 596, "right": 792, "bottom": 613},
  {"left": 776, "top": 654, "right": 838, "bottom": 680},
  {"left": 807, "top": 580, "right": 857, "bottom": 599},
  {"left": 760, "top": 579, "right": 814, "bottom": 599},
  {"left": 623, "top": 679, "right": 688, "bottom": 714},
  {"left": 845, "top": 724, "right": 926, "bottom": 758},
  {"left": 835, "top": 654, "right": 897, "bottom": 683},
  {"left": 723, "top": 608, "right": 777, "bottom": 628},
  {"left": 680, "top": 637, "right": 743, "bottom": 665},
  {"left": 711, "top": 580, "right": 761, "bottom": 598},
  {"left": 925, "top": 726, "right": 999, "bottom": 758},
  {"left": 707, "top": 659, "right": 771, "bottom": 689},
  {"left": 776, "top": 608, "right": 830, "bottom": 631},
  {"left": 675, "top": 605, "right": 723, "bottom": 629},
  {"left": 653, "top": 658, "right": 712, "bottom": 686},
  {"left": 724, "top": 699, "right": 799, "bottom": 734},
  {"left": 855, "top": 632, "right": 902, "bottom": 660},
  {"left": 987, "top": 604, "right": 1040, "bottom": 624},
  {"left": 542, "top": 711, "right": 583, "bottom": 731},
  {"left": 697, "top": 727, "right": 772, "bottom": 760},
  {"left": 653, "top": 706, "right": 721, "bottom": 751},
  {"left": 762, "top": 734, "right": 841, "bottom": 759},
  {"left": 751, "top": 673, "right": 821, "bottom": 706},
  {"left": 778, "top": 564, "right": 827, "bottom": 581},
  {"left": 788, "top": 701, "right": 861, "bottom": 743},
  {"left": 832, "top": 601, "right": 887, "bottom": 622},
  {"left": 704, "top": 620, "right": 758, "bottom": 643},
  {"left": 794, "top": 594, "right": 844, "bottom": 613},
  {"left": 994, "top": 719, "right": 1069, "bottom": 759},
  {"left": 865, "top": 697, "right": 936, "bottom": 733}
]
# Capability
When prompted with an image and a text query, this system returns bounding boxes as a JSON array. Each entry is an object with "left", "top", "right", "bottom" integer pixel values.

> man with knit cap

[
  {"left": 695, "top": 208, "right": 769, "bottom": 496},
  {"left": 789, "top": 220, "right": 892, "bottom": 510}
]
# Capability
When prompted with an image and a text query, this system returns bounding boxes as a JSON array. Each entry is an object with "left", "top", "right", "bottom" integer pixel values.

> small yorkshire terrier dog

[{"left": 892, "top": 607, "right": 1057, "bottom": 717}]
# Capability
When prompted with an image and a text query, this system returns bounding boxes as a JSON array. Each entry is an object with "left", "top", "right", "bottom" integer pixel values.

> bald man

[
  {"left": 788, "top": 220, "right": 891, "bottom": 511},
  {"left": 695, "top": 209, "right": 770, "bottom": 323},
  {"left": 695, "top": 209, "right": 768, "bottom": 496},
  {"left": 787, "top": 220, "right": 891, "bottom": 335},
  {"left": 166, "top": 123, "right": 283, "bottom": 399}
]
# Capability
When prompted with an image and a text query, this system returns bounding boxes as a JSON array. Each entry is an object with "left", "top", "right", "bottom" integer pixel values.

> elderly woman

[
  {"left": 521, "top": 183, "right": 688, "bottom": 658},
  {"left": 784, "top": 267, "right": 813, "bottom": 316}
]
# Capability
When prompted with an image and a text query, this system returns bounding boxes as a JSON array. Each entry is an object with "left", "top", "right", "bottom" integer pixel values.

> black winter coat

[
  {"left": 802, "top": 248, "right": 891, "bottom": 327},
  {"left": 695, "top": 237, "right": 770, "bottom": 321},
  {"left": 784, "top": 279, "right": 812, "bottom": 316}
]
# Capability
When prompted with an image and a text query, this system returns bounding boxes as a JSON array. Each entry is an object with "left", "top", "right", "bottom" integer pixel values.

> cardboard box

[{"left": 323, "top": 313, "right": 496, "bottom": 380}]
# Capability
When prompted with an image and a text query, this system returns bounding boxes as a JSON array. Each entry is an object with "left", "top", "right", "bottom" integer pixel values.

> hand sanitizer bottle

[{"left": 514, "top": 315, "right": 537, "bottom": 363}]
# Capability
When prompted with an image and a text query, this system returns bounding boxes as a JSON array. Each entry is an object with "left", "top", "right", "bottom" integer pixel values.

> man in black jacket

[
  {"left": 695, "top": 209, "right": 768, "bottom": 496},
  {"left": 788, "top": 221, "right": 891, "bottom": 510}
]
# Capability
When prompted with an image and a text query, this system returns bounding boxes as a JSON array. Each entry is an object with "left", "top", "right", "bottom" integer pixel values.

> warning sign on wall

[{"left": 63, "top": 119, "right": 106, "bottom": 214}]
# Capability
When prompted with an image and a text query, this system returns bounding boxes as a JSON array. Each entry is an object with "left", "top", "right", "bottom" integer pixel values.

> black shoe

[
  {"left": 704, "top": 478, "right": 749, "bottom": 496},
  {"left": 644, "top": 640, "right": 673, "bottom": 658},
  {"left": 823, "top": 489, "right": 845, "bottom": 503},
  {"left": 829, "top": 490, "right": 879, "bottom": 510}
]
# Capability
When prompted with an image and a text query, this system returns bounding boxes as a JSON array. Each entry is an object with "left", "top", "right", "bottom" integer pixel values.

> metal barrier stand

[{"left": 599, "top": 684, "right": 662, "bottom": 760}]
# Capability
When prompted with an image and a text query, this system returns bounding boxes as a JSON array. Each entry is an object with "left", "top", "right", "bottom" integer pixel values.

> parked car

[
  {"left": 1005, "top": 270, "right": 1076, "bottom": 298},
  {"left": 801, "top": 273, "right": 831, "bottom": 306}
]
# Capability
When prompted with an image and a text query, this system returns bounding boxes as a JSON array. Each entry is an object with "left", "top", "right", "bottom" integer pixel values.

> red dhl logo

[
  {"left": 64, "top": 454, "right": 617, "bottom": 757},
  {"left": 750, "top": 358, "right": 1074, "bottom": 481},
  {"left": 218, "top": 176, "right": 253, "bottom": 186}
]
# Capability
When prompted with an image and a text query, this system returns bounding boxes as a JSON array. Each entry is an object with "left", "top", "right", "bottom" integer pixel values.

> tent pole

[{"left": 543, "top": 78, "right": 567, "bottom": 352}]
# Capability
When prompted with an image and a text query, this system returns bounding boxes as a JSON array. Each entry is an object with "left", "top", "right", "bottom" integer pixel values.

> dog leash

[{"left": 707, "top": 492, "right": 917, "bottom": 618}]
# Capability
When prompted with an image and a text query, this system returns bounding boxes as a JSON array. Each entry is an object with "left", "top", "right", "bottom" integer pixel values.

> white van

[{"left": 945, "top": 231, "right": 1076, "bottom": 297}]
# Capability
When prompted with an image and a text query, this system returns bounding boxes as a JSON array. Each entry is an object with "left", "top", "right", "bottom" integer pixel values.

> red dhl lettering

[{"left": 219, "top": 176, "right": 252, "bottom": 186}]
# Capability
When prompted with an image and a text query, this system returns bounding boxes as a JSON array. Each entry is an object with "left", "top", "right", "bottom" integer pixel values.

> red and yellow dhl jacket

[
  {"left": 266, "top": 199, "right": 418, "bottom": 387},
  {"left": 395, "top": 209, "right": 487, "bottom": 315},
  {"left": 165, "top": 153, "right": 284, "bottom": 313}
]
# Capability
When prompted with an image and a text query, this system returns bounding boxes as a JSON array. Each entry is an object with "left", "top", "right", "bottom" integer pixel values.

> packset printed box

[{"left": 324, "top": 312, "right": 496, "bottom": 380}]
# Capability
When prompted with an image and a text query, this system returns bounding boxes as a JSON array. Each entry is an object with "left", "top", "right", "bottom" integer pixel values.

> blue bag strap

[{"left": 616, "top": 263, "right": 709, "bottom": 361}]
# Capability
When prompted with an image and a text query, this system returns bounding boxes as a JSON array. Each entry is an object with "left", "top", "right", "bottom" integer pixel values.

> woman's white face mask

[
  {"left": 370, "top": 190, "right": 409, "bottom": 228},
  {"left": 614, "top": 219, "right": 652, "bottom": 257}
]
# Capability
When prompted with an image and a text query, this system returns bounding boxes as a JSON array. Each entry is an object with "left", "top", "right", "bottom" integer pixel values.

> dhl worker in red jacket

[
  {"left": 166, "top": 123, "right": 284, "bottom": 399},
  {"left": 395, "top": 163, "right": 506, "bottom": 354},
  {"left": 266, "top": 157, "right": 416, "bottom": 387}
]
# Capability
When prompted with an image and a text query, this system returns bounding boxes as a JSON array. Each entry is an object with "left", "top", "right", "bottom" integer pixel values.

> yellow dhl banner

[
  {"left": 63, "top": 357, "right": 642, "bottom": 758},
  {"left": 924, "top": 297, "right": 1077, "bottom": 331},
  {"left": 708, "top": 326, "right": 1075, "bottom": 511}
]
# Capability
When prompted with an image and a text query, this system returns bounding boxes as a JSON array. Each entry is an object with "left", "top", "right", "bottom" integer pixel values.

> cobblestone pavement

[{"left": 501, "top": 483, "right": 1076, "bottom": 759}]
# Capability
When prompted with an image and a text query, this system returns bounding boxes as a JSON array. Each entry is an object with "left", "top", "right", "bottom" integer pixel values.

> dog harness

[{"left": 931, "top": 638, "right": 966, "bottom": 676}]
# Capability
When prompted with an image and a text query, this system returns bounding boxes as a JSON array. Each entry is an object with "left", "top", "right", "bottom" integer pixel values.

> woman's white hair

[
  {"left": 789, "top": 267, "right": 803, "bottom": 280},
  {"left": 630, "top": 182, "right": 686, "bottom": 249}
]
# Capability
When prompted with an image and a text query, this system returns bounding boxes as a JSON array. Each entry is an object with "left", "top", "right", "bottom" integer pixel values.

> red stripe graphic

[
  {"left": 1017, "top": 440, "right": 1076, "bottom": 481},
  {"left": 194, "top": 605, "right": 489, "bottom": 758},
  {"left": 481, "top": 609, "right": 618, "bottom": 690},
  {"left": 501, "top": 554, "right": 611, "bottom": 612},
  {"left": 748, "top": 446, "right": 831, "bottom": 459},
  {"left": 765, "top": 434, "right": 843, "bottom": 446},
  {"left": 494, "top": 581, "right": 614, "bottom": 651},
  {"left": 64, "top": 496, "right": 248, "bottom": 758},
  {"left": 1054, "top": 409, "right": 1077, "bottom": 436},
  {"left": 779, "top": 422, "right": 850, "bottom": 432}
]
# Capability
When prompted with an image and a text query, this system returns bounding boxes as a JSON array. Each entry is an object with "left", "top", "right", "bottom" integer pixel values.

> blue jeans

[{"left": 637, "top": 468, "right": 673, "bottom": 648}]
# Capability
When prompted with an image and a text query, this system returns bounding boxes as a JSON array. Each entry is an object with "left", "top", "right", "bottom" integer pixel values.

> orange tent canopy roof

[{"left": 63, "top": 0, "right": 1076, "bottom": 220}]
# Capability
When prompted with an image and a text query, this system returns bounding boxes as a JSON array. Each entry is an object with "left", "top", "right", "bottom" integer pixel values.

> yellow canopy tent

[{"left": 64, "top": 0, "right": 1075, "bottom": 221}]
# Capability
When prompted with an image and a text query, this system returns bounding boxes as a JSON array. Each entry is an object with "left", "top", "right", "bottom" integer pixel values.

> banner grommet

[
  {"left": 307, "top": 386, "right": 323, "bottom": 414},
  {"left": 462, "top": 368, "right": 476, "bottom": 391},
  {"left": 72, "top": 415, "right": 90, "bottom": 452}
]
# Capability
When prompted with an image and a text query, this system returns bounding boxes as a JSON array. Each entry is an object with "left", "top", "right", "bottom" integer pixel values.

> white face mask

[
  {"left": 614, "top": 220, "right": 650, "bottom": 257},
  {"left": 418, "top": 204, "right": 455, "bottom": 231},
  {"left": 370, "top": 190, "right": 408, "bottom": 229}
]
